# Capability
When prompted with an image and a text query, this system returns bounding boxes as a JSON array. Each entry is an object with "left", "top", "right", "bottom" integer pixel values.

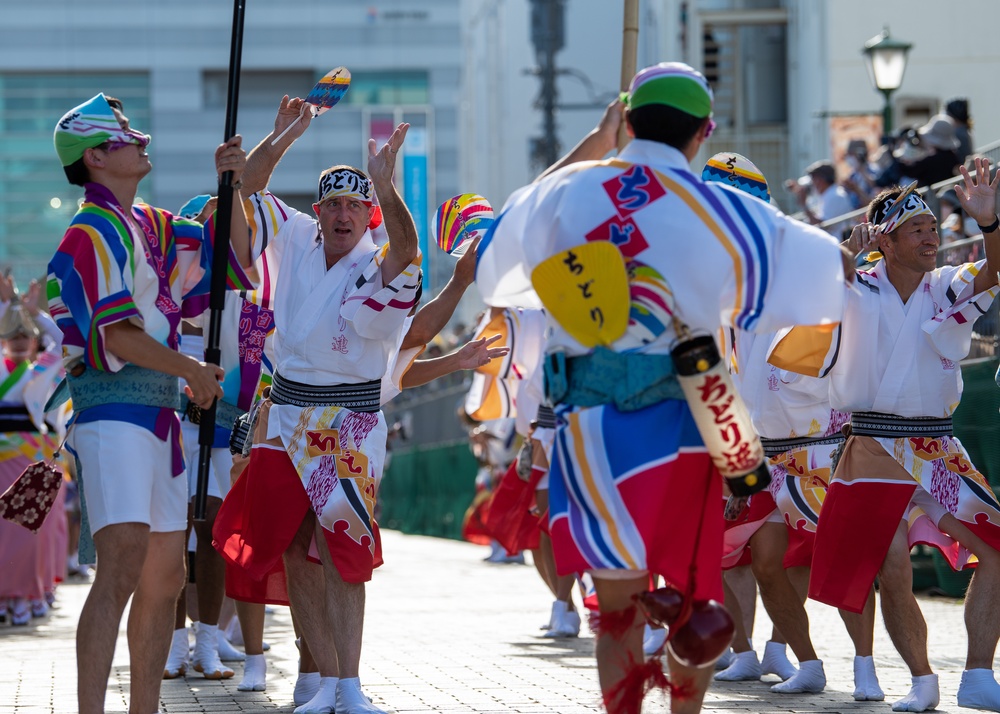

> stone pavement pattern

[{"left": 0, "top": 529, "right": 990, "bottom": 713}]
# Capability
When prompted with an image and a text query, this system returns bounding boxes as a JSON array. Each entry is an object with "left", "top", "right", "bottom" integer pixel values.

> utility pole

[{"left": 529, "top": 0, "right": 565, "bottom": 172}]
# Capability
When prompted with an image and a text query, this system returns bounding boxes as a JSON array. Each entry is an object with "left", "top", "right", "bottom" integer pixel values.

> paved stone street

[{"left": 0, "top": 529, "right": 991, "bottom": 713}]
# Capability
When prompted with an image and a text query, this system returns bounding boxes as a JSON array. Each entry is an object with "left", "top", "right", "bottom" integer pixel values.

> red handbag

[{"left": 0, "top": 455, "right": 64, "bottom": 534}]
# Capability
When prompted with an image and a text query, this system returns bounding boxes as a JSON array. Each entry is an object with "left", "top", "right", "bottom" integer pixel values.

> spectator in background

[
  {"left": 898, "top": 115, "right": 961, "bottom": 187},
  {"left": 946, "top": 98, "right": 973, "bottom": 164},
  {"left": 842, "top": 139, "right": 878, "bottom": 209},
  {"left": 786, "top": 160, "right": 854, "bottom": 239}
]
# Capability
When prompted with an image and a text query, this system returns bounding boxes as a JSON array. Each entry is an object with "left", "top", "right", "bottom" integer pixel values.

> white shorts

[
  {"left": 181, "top": 420, "right": 233, "bottom": 501},
  {"left": 69, "top": 420, "right": 188, "bottom": 535}
]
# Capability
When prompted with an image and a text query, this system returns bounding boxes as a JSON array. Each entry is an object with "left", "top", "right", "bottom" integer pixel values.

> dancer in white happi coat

[
  {"left": 476, "top": 62, "right": 852, "bottom": 714},
  {"left": 213, "top": 95, "right": 421, "bottom": 714},
  {"left": 794, "top": 161, "right": 1000, "bottom": 712},
  {"left": 719, "top": 327, "right": 881, "bottom": 699}
]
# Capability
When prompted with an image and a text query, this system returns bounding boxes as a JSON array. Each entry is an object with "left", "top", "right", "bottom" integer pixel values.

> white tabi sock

[
  {"left": 216, "top": 627, "right": 246, "bottom": 662},
  {"left": 892, "top": 673, "right": 939, "bottom": 712},
  {"left": 714, "top": 650, "right": 762, "bottom": 681},
  {"left": 163, "top": 627, "right": 189, "bottom": 679},
  {"left": 958, "top": 669, "right": 1000, "bottom": 711},
  {"left": 294, "top": 671, "right": 322, "bottom": 707},
  {"left": 192, "top": 623, "right": 234, "bottom": 679},
  {"left": 760, "top": 640, "right": 798, "bottom": 681},
  {"left": 713, "top": 646, "right": 735, "bottom": 670},
  {"left": 771, "top": 658, "right": 826, "bottom": 693},
  {"left": 236, "top": 653, "right": 266, "bottom": 692},
  {"left": 853, "top": 655, "right": 884, "bottom": 701},
  {"left": 337, "top": 676, "right": 388, "bottom": 714},
  {"left": 294, "top": 675, "right": 338, "bottom": 714}
]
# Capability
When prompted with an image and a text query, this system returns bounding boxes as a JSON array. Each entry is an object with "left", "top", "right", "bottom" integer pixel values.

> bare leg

[
  {"left": 715, "top": 565, "right": 762, "bottom": 681},
  {"left": 592, "top": 573, "right": 650, "bottom": 714},
  {"left": 192, "top": 497, "right": 225, "bottom": 626},
  {"left": 313, "top": 517, "right": 365, "bottom": 679},
  {"left": 235, "top": 600, "right": 266, "bottom": 656},
  {"left": 944, "top": 507, "right": 1000, "bottom": 711},
  {"left": 78, "top": 523, "right": 151, "bottom": 714},
  {"left": 532, "top": 489, "right": 559, "bottom": 597},
  {"left": 172, "top": 588, "right": 187, "bottom": 630},
  {"left": 878, "top": 521, "right": 932, "bottom": 675},
  {"left": 126, "top": 530, "right": 187, "bottom": 714},
  {"left": 283, "top": 511, "right": 340, "bottom": 677},
  {"left": 667, "top": 649, "right": 716, "bottom": 714},
  {"left": 936, "top": 513, "right": 1000, "bottom": 669},
  {"left": 722, "top": 565, "right": 756, "bottom": 652},
  {"left": 839, "top": 588, "right": 876, "bottom": 657},
  {"left": 749, "top": 523, "right": 817, "bottom": 662}
]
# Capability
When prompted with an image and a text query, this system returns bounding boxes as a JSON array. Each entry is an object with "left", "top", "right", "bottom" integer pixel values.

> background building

[
  {"left": 3, "top": 0, "right": 1000, "bottom": 299},
  {"left": 0, "top": 0, "right": 462, "bottom": 301}
]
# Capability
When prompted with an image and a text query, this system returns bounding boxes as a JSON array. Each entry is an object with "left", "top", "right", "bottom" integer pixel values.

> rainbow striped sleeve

[
  {"left": 47, "top": 211, "right": 142, "bottom": 372},
  {"left": 239, "top": 192, "right": 294, "bottom": 311}
]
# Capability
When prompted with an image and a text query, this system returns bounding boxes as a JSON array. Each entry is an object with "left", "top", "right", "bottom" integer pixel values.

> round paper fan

[
  {"left": 702, "top": 152, "right": 770, "bottom": 203},
  {"left": 433, "top": 194, "right": 494, "bottom": 256}
]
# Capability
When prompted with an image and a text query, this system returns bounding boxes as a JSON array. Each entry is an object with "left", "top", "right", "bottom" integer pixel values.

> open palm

[{"left": 955, "top": 157, "right": 999, "bottom": 225}]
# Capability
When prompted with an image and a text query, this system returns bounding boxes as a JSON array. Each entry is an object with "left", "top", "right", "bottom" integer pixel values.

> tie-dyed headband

[{"left": 879, "top": 190, "right": 934, "bottom": 234}]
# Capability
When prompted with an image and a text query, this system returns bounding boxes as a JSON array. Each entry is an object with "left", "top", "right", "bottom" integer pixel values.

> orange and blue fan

[{"left": 702, "top": 152, "right": 770, "bottom": 203}]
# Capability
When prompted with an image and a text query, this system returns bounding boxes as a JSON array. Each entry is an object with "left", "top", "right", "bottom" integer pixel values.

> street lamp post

[{"left": 862, "top": 27, "right": 912, "bottom": 141}]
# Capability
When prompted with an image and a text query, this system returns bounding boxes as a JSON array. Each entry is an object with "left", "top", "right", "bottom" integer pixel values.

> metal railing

[{"left": 809, "top": 138, "right": 1000, "bottom": 361}]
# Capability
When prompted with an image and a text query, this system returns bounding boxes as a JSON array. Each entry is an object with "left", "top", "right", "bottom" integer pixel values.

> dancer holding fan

[{"left": 476, "top": 62, "right": 852, "bottom": 713}]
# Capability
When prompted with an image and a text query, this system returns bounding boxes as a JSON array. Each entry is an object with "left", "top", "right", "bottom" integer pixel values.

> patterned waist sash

[
  {"left": 183, "top": 396, "right": 245, "bottom": 431},
  {"left": 535, "top": 404, "right": 557, "bottom": 429},
  {"left": 544, "top": 346, "right": 683, "bottom": 413},
  {"left": 759, "top": 432, "right": 845, "bottom": 458},
  {"left": 68, "top": 364, "right": 181, "bottom": 411},
  {"left": 270, "top": 372, "right": 381, "bottom": 412},
  {"left": 0, "top": 405, "right": 37, "bottom": 434},
  {"left": 850, "top": 411, "right": 953, "bottom": 439}
]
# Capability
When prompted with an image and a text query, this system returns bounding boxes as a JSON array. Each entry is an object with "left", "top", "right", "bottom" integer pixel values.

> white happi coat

[
  {"left": 731, "top": 329, "right": 846, "bottom": 441},
  {"left": 245, "top": 192, "right": 421, "bottom": 541},
  {"left": 829, "top": 259, "right": 998, "bottom": 417},
  {"left": 477, "top": 139, "right": 847, "bottom": 357}
]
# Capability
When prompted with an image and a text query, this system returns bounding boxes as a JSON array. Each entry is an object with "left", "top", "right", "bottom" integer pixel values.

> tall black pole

[{"left": 195, "top": 0, "right": 246, "bottom": 521}]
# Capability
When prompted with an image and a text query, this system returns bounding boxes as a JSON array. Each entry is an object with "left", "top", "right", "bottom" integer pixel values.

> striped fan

[{"left": 433, "top": 194, "right": 494, "bottom": 256}]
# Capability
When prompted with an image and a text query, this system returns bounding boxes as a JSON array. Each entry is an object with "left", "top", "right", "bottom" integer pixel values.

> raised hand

[
  {"left": 22, "top": 279, "right": 43, "bottom": 316},
  {"left": 271, "top": 95, "right": 313, "bottom": 145},
  {"left": 454, "top": 333, "right": 509, "bottom": 370},
  {"left": 367, "top": 122, "right": 409, "bottom": 186},
  {"left": 955, "top": 157, "right": 1000, "bottom": 226},
  {"left": 453, "top": 236, "right": 482, "bottom": 288},
  {"left": 844, "top": 221, "right": 885, "bottom": 258},
  {"left": 596, "top": 98, "right": 625, "bottom": 150},
  {"left": 0, "top": 271, "right": 15, "bottom": 304}
]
